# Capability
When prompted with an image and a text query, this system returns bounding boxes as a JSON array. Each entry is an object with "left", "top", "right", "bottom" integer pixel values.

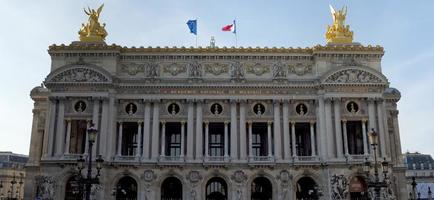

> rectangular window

[
  {"left": 69, "top": 120, "right": 87, "bottom": 154},
  {"left": 165, "top": 122, "right": 182, "bottom": 157},
  {"left": 346, "top": 121, "right": 364, "bottom": 155},
  {"left": 295, "top": 123, "right": 312, "bottom": 156},
  {"left": 252, "top": 123, "right": 268, "bottom": 156},
  {"left": 121, "top": 122, "right": 138, "bottom": 156},
  {"left": 209, "top": 123, "right": 224, "bottom": 156}
]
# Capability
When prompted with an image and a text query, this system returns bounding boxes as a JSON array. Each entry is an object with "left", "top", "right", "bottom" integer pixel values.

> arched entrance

[
  {"left": 349, "top": 176, "right": 368, "bottom": 200},
  {"left": 251, "top": 177, "right": 272, "bottom": 200},
  {"left": 65, "top": 176, "right": 82, "bottom": 200},
  {"left": 116, "top": 176, "right": 138, "bottom": 200},
  {"left": 296, "top": 177, "right": 319, "bottom": 200},
  {"left": 161, "top": 177, "right": 183, "bottom": 200},
  {"left": 206, "top": 177, "right": 228, "bottom": 200}
]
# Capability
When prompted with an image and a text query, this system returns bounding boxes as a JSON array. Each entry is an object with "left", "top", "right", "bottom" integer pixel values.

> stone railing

[
  {"left": 295, "top": 156, "right": 320, "bottom": 162},
  {"left": 249, "top": 156, "right": 275, "bottom": 163},
  {"left": 114, "top": 155, "right": 138, "bottom": 162},
  {"left": 159, "top": 155, "right": 185, "bottom": 163},
  {"left": 204, "top": 156, "right": 230, "bottom": 163}
]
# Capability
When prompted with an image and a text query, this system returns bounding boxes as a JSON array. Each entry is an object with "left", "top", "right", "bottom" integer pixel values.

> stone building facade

[
  {"left": 404, "top": 152, "right": 434, "bottom": 199},
  {"left": 22, "top": 42, "right": 408, "bottom": 199},
  {"left": 23, "top": 5, "right": 408, "bottom": 200},
  {"left": 0, "top": 151, "right": 28, "bottom": 199}
]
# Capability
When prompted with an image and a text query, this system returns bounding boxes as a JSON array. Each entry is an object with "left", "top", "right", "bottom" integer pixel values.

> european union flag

[{"left": 186, "top": 20, "right": 197, "bottom": 35}]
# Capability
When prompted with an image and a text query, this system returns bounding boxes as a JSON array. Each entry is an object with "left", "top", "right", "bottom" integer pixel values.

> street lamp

[
  {"left": 365, "top": 128, "right": 389, "bottom": 200},
  {"left": 410, "top": 177, "right": 417, "bottom": 200},
  {"left": 76, "top": 124, "right": 104, "bottom": 200}
]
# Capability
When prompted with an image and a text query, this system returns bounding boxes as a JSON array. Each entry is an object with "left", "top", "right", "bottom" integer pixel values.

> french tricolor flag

[{"left": 222, "top": 20, "right": 236, "bottom": 34}]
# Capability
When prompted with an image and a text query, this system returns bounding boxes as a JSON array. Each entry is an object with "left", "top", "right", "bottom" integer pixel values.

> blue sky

[{"left": 0, "top": 0, "right": 433, "bottom": 156}]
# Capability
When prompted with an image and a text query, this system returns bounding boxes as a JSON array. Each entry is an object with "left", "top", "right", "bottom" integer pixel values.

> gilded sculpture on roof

[
  {"left": 326, "top": 5, "right": 353, "bottom": 44},
  {"left": 79, "top": 4, "right": 108, "bottom": 42}
]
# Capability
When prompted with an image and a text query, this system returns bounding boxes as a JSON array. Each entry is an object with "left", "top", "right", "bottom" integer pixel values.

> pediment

[
  {"left": 45, "top": 62, "right": 112, "bottom": 84},
  {"left": 321, "top": 67, "right": 388, "bottom": 85}
]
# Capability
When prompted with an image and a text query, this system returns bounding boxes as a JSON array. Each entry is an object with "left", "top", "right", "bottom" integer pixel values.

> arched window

[
  {"left": 251, "top": 177, "right": 272, "bottom": 200},
  {"left": 296, "top": 177, "right": 320, "bottom": 200},
  {"left": 161, "top": 177, "right": 182, "bottom": 200},
  {"left": 206, "top": 177, "right": 228, "bottom": 200},
  {"left": 349, "top": 176, "right": 368, "bottom": 200},
  {"left": 116, "top": 176, "right": 137, "bottom": 200},
  {"left": 65, "top": 176, "right": 82, "bottom": 200}
]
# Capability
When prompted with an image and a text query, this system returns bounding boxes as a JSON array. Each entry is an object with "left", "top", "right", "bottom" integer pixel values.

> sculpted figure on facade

[
  {"left": 277, "top": 170, "right": 292, "bottom": 200},
  {"left": 325, "top": 69, "right": 383, "bottom": 83},
  {"left": 141, "top": 170, "right": 157, "bottom": 200},
  {"left": 230, "top": 61, "right": 245, "bottom": 81},
  {"left": 272, "top": 62, "right": 287, "bottom": 79},
  {"left": 34, "top": 175, "right": 56, "bottom": 200},
  {"left": 330, "top": 174, "right": 348, "bottom": 200},
  {"left": 231, "top": 170, "right": 247, "bottom": 200},
  {"left": 144, "top": 62, "right": 159, "bottom": 79},
  {"left": 50, "top": 67, "right": 109, "bottom": 83},
  {"left": 187, "top": 61, "right": 202, "bottom": 78}
]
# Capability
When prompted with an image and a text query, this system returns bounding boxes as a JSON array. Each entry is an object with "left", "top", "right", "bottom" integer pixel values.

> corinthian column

[
  {"left": 333, "top": 99, "right": 343, "bottom": 159},
  {"left": 230, "top": 100, "right": 238, "bottom": 160},
  {"left": 64, "top": 119, "right": 72, "bottom": 155},
  {"left": 136, "top": 121, "right": 142, "bottom": 158},
  {"left": 186, "top": 101, "right": 194, "bottom": 160},
  {"left": 282, "top": 101, "right": 290, "bottom": 160},
  {"left": 195, "top": 101, "right": 203, "bottom": 161},
  {"left": 273, "top": 101, "right": 282, "bottom": 161},
  {"left": 151, "top": 101, "right": 160, "bottom": 162},
  {"left": 239, "top": 101, "right": 247, "bottom": 161},
  {"left": 116, "top": 122, "right": 123, "bottom": 156}
]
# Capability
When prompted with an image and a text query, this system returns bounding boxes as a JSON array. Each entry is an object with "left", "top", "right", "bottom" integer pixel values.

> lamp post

[
  {"left": 364, "top": 128, "right": 389, "bottom": 200},
  {"left": 76, "top": 124, "right": 104, "bottom": 200},
  {"left": 410, "top": 177, "right": 417, "bottom": 200}
]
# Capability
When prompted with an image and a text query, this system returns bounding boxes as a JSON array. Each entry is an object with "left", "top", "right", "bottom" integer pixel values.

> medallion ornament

[
  {"left": 186, "top": 171, "right": 202, "bottom": 184},
  {"left": 231, "top": 170, "right": 247, "bottom": 184},
  {"left": 204, "top": 63, "right": 229, "bottom": 76},
  {"left": 121, "top": 63, "right": 145, "bottom": 76},
  {"left": 142, "top": 170, "right": 157, "bottom": 183},
  {"left": 163, "top": 63, "right": 187, "bottom": 76},
  {"left": 288, "top": 63, "right": 312, "bottom": 76},
  {"left": 246, "top": 63, "right": 270, "bottom": 76}
]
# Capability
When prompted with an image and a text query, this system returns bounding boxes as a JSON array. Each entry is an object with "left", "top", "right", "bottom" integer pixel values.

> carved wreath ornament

[
  {"left": 325, "top": 69, "right": 383, "bottom": 83},
  {"left": 50, "top": 67, "right": 108, "bottom": 83}
]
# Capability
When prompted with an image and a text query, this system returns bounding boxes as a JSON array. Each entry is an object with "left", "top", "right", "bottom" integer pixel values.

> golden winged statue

[
  {"left": 325, "top": 5, "right": 353, "bottom": 44},
  {"left": 79, "top": 4, "right": 108, "bottom": 42}
]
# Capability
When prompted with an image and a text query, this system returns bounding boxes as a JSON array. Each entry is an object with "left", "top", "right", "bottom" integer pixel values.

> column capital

[
  {"left": 161, "top": 120, "right": 166, "bottom": 125},
  {"left": 204, "top": 120, "right": 209, "bottom": 125},
  {"left": 65, "top": 118, "right": 72, "bottom": 122},
  {"left": 362, "top": 118, "right": 368, "bottom": 123},
  {"left": 310, "top": 120, "right": 316, "bottom": 125},
  {"left": 390, "top": 110, "right": 399, "bottom": 116},
  {"left": 273, "top": 99, "right": 282, "bottom": 104},
  {"left": 342, "top": 119, "right": 347, "bottom": 123},
  {"left": 324, "top": 97, "right": 333, "bottom": 103},
  {"left": 137, "top": 120, "right": 143, "bottom": 124},
  {"left": 224, "top": 121, "right": 229, "bottom": 125},
  {"left": 239, "top": 99, "right": 248, "bottom": 104},
  {"left": 375, "top": 98, "right": 384, "bottom": 103},
  {"left": 247, "top": 120, "right": 253, "bottom": 125},
  {"left": 181, "top": 121, "right": 186, "bottom": 125},
  {"left": 229, "top": 99, "right": 238, "bottom": 104},
  {"left": 118, "top": 120, "right": 123, "bottom": 124},
  {"left": 186, "top": 99, "right": 195, "bottom": 104},
  {"left": 332, "top": 97, "right": 341, "bottom": 102},
  {"left": 290, "top": 120, "right": 296, "bottom": 125},
  {"left": 267, "top": 121, "right": 273, "bottom": 125}
]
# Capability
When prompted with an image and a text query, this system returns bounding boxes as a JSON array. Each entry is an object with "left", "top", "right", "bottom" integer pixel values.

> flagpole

[
  {"left": 195, "top": 18, "right": 198, "bottom": 48},
  {"left": 234, "top": 19, "right": 238, "bottom": 47}
]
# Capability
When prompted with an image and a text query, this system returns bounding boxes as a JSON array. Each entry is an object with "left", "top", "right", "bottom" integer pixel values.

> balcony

[
  {"left": 114, "top": 155, "right": 139, "bottom": 162},
  {"left": 159, "top": 155, "right": 185, "bottom": 164},
  {"left": 249, "top": 156, "right": 275, "bottom": 164},
  {"left": 204, "top": 156, "right": 230, "bottom": 163},
  {"left": 294, "top": 156, "right": 320, "bottom": 164}
]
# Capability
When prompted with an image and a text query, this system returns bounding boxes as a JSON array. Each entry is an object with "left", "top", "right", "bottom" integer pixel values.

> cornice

[{"left": 48, "top": 43, "right": 384, "bottom": 55}]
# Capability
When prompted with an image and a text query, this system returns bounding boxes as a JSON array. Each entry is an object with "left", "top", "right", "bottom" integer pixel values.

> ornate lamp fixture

[
  {"left": 75, "top": 124, "right": 104, "bottom": 200},
  {"left": 364, "top": 129, "right": 389, "bottom": 200}
]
